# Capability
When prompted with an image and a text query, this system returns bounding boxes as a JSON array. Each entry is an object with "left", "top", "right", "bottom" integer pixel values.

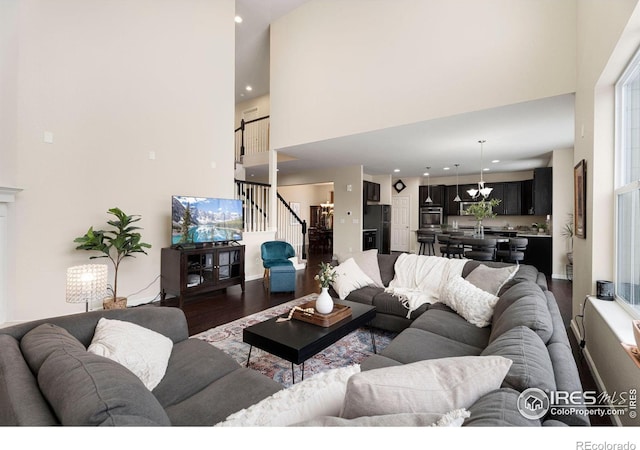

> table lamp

[{"left": 66, "top": 264, "right": 108, "bottom": 312}]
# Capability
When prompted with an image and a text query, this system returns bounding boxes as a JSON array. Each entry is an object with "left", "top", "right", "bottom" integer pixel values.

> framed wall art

[{"left": 574, "top": 159, "right": 587, "bottom": 239}]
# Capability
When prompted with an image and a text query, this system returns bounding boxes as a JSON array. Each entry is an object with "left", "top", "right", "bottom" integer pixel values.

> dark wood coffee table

[{"left": 243, "top": 299, "right": 376, "bottom": 383}]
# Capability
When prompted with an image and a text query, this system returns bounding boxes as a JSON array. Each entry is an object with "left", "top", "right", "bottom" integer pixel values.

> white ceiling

[{"left": 235, "top": 1, "right": 576, "bottom": 180}]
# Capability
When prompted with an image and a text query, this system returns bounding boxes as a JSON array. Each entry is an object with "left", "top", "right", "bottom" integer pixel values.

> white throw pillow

[
  {"left": 335, "top": 250, "right": 384, "bottom": 288},
  {"left": 339, "top": 356, "right": 512, "bottom": 419},
  {"left": 465, "top": 264, "right": 519, "bottom": 296},
  {"left": 87, "top": 318, "right": 173, "bottom": 391},
  {"left": 440, "top": 276, "right": 500, "bottom": 327},
  {"left": 215, "top": 364, "right": 361, "bottom": 426},
  {"left": 330, "top": 258, "right": 375, "bottom": 299}
]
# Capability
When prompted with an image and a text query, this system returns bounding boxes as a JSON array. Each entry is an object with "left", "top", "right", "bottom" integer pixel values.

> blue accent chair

[{"left": 260, "top": 241, "right": 296, "bottom": 290}]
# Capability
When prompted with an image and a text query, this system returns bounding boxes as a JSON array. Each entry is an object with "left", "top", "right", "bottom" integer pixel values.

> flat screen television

[{"left": 171, "top": 196, "right": 243, "bottom": 245}]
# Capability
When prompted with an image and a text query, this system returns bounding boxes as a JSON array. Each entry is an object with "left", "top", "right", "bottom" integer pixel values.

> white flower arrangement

[{"left": 314, "top": 262, "right": 337, "bottom": 288}]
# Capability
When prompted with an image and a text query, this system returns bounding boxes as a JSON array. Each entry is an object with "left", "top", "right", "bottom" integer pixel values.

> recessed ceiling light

[
  {"left": 443, "top": 167, "right": 450, "bottom": 171},
  {"left": 483, "top": 168, "right": 490, "bottom": 171},
  {"left": 423, "top": 172, "right": 429, "bottom": 176},
  {"left": 393, "top": 169, "right": 400, "bottom": 172},
  {"left": 492, "top": 159, "right": 500, "bottom": 163},
  {"left": 235, "top": 15, "right": 243, "bottom": 23},
  {"left": 245, "top": 85, "right": 252, "bottom": 91}
]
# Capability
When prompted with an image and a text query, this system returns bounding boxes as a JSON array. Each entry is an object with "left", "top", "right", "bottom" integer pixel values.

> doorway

[{"left": 391, "top": 196, "right": 410, "bottom": 252}]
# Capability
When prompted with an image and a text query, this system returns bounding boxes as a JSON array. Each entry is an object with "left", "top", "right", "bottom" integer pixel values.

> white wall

[
  {"left": 573, "top": 0, "right": 640, "bottom": 424},
  {"left": 270, "top": 0, "right": 576, "bottom": 150},
  {"left": 5, "top": 0, "right": 235, "bottom": 321},
  {"left": 551, "top": 148, "right": 575, "bottom": 279}
]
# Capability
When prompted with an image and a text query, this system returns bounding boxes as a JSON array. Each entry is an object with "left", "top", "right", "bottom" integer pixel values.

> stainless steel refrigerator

[{"left": 363, "top": 204, "right": 391, "bottom": 254}]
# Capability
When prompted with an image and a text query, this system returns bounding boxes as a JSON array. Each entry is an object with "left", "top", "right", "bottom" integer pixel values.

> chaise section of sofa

[
  {"left": 360, "top": 276, "right": 589, "bottom": 427},
  {"left": 0, "top": 306, "right": 283, "bottom": 426}
]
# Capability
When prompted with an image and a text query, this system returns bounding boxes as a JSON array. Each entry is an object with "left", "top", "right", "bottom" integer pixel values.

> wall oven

[{"left": 419, "top": 207, "right": 443, "bottom": 228}]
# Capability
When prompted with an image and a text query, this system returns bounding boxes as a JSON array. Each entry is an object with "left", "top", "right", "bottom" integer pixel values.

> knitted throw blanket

[{"left": 384, "top": 254, "right": 467, "bottom": 318}]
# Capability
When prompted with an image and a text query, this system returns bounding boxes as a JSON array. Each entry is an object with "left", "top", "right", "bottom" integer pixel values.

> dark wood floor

[{"left": 154, "top": 250, "right": 611, "bottom": 426}]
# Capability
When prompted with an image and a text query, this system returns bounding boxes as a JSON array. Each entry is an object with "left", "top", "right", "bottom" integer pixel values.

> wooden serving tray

[{"left": 292, "top": 300, "right": 352, "bottom": 327}]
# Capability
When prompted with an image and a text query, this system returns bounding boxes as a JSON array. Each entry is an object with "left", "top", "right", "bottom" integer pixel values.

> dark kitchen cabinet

[
  {"left": 533, "top": 168, "right": 553, "bottom": 216},
  {"left": 488, "top": 183, "right": 505, "bottom": 214},
  {"left": 445, "top": 185, "right": 462, "bottom": 215},
  {"left": 502, "top": 181, "right": 522, "bottom": 215},
  {"left": 364, "top": 181, "right": 380, "bottom": 202},
  {"left": 523, "top": 236, "right": 552, "bottom": 275},
  {"left": 419, "top": 185, "right": 445, "bottom": 207},
  {"left": 522, "top": 179, "right": 534, "bottom": 215}
]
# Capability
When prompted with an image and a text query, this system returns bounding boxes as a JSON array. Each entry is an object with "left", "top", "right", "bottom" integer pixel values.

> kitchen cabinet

[
  {"left": 363, "top": 181, "right": 380, "bottom": 202},
  {"left": 533, "top": 168, "right": 553, "bottom": 216},
  {"left": 502, "top": 181, "right": 522, "bottom": 215},
  {"left": 488, "top": 183, "right": 505, "bottom": 214},
  {"left": 419, "top": 184, "right": 445, "bottom": 207},
  {"left": 522, "top": 235, "right": 552, "bottom": 275},
  {"left": 522, "top": 179, "right": 534, "bottom": 215},
  {"left": 445, "top": 185, "right": 462, "bottom": 215}
]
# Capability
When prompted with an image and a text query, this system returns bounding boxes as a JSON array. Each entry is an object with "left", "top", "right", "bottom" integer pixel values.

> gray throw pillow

[
  {"left": 465, "top": 264, "right": 519, "bottom": 296},
  {"left": 481, "top": 326, "right": 557, "bottom": 393},
  {"left": 38, "top": 345, "right": 172, "bottom": 426},
  {"left": 20, "top": 323, "right": 86, "bottom": 374}
]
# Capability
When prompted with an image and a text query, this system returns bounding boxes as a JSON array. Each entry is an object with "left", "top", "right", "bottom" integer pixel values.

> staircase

[{"left": 235, "top": 179, "right": 307, "bottom": 262}]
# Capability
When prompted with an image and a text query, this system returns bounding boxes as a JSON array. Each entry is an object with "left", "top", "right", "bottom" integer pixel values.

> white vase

[{"left": 315, "top": 287, "right": 334, "bottom": 314}]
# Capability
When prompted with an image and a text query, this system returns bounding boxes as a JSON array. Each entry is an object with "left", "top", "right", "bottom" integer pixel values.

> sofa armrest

[{"left": 0, "top": 306, "right": 189, "bottom": 347}]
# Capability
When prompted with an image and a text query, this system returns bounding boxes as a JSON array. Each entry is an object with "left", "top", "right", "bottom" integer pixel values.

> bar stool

[
  {"left": 417, "top": 231, "right": 436, "bottom": 255},
  {"left": 438, "top": 234, "right": 465, "bottom": 258},
  {"left": 464, "top": 238, "right": 497, "bottom": 261},
  {"left": 496, "top": 238, "right": 528, "bottom": 264}
]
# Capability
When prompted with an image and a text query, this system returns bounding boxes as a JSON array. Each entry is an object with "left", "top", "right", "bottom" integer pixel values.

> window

[{"left": 615, "top": 47, "right": 640, "bottom": 313}]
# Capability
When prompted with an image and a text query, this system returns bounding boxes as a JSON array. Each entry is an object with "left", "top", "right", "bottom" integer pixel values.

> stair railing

[
  {"left": 235, "top": 179, "right": 307, "bottom": 261},
  {"left": 235, "top": 179, "right": 269, "bottom": 233},
  {"left": 235, "top": 116, "right": 270, "bottom": 163},
  {"left": 276, "top": 192, "right": 307, "bottom": 260}
]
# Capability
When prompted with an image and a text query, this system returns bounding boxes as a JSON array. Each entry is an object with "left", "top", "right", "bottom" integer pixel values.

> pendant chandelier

[
  {"left": 467, "top": 140, "right": 493, "bottom": 200},
  {"left": 454, "top": 164, "right": 461, "bottom": 202},
  {"left": 424, "top": 167, "right": 433, "bottom": 203}
]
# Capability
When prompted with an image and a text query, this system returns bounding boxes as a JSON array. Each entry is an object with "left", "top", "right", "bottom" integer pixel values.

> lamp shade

[{"left": 66, "top": 264, "right": 108, "bottom": 310}]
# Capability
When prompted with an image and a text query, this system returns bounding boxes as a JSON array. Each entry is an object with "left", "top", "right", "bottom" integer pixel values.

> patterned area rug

[{"left": 193, "top": 293, "right": 397, "bottom": 387}]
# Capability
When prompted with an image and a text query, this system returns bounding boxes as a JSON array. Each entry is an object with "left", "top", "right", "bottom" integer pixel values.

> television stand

[{"left": 160, "top": 244, "right": 245, "bottom": 308}]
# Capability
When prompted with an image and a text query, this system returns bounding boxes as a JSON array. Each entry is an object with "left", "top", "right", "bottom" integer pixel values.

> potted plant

[
  {"left": 561, "top": 213, "right": 574, "bottom": 264},
  {"left": 466, "top": 198, "right": 501, "bottom": 237},
  {"left": 74, "top": 207, "right": 152, "bottom": 309}
]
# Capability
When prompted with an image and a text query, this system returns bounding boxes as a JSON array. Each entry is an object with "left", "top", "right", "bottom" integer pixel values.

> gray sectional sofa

[
  {"left": 0, "top": 253, "right": 588, "bottom": 427},
  {"left": 0, "top": 307, "right": 283, "bottom": 426},
  {"left": 340, "top": 253, "right": 589, "bottom": 427}
]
